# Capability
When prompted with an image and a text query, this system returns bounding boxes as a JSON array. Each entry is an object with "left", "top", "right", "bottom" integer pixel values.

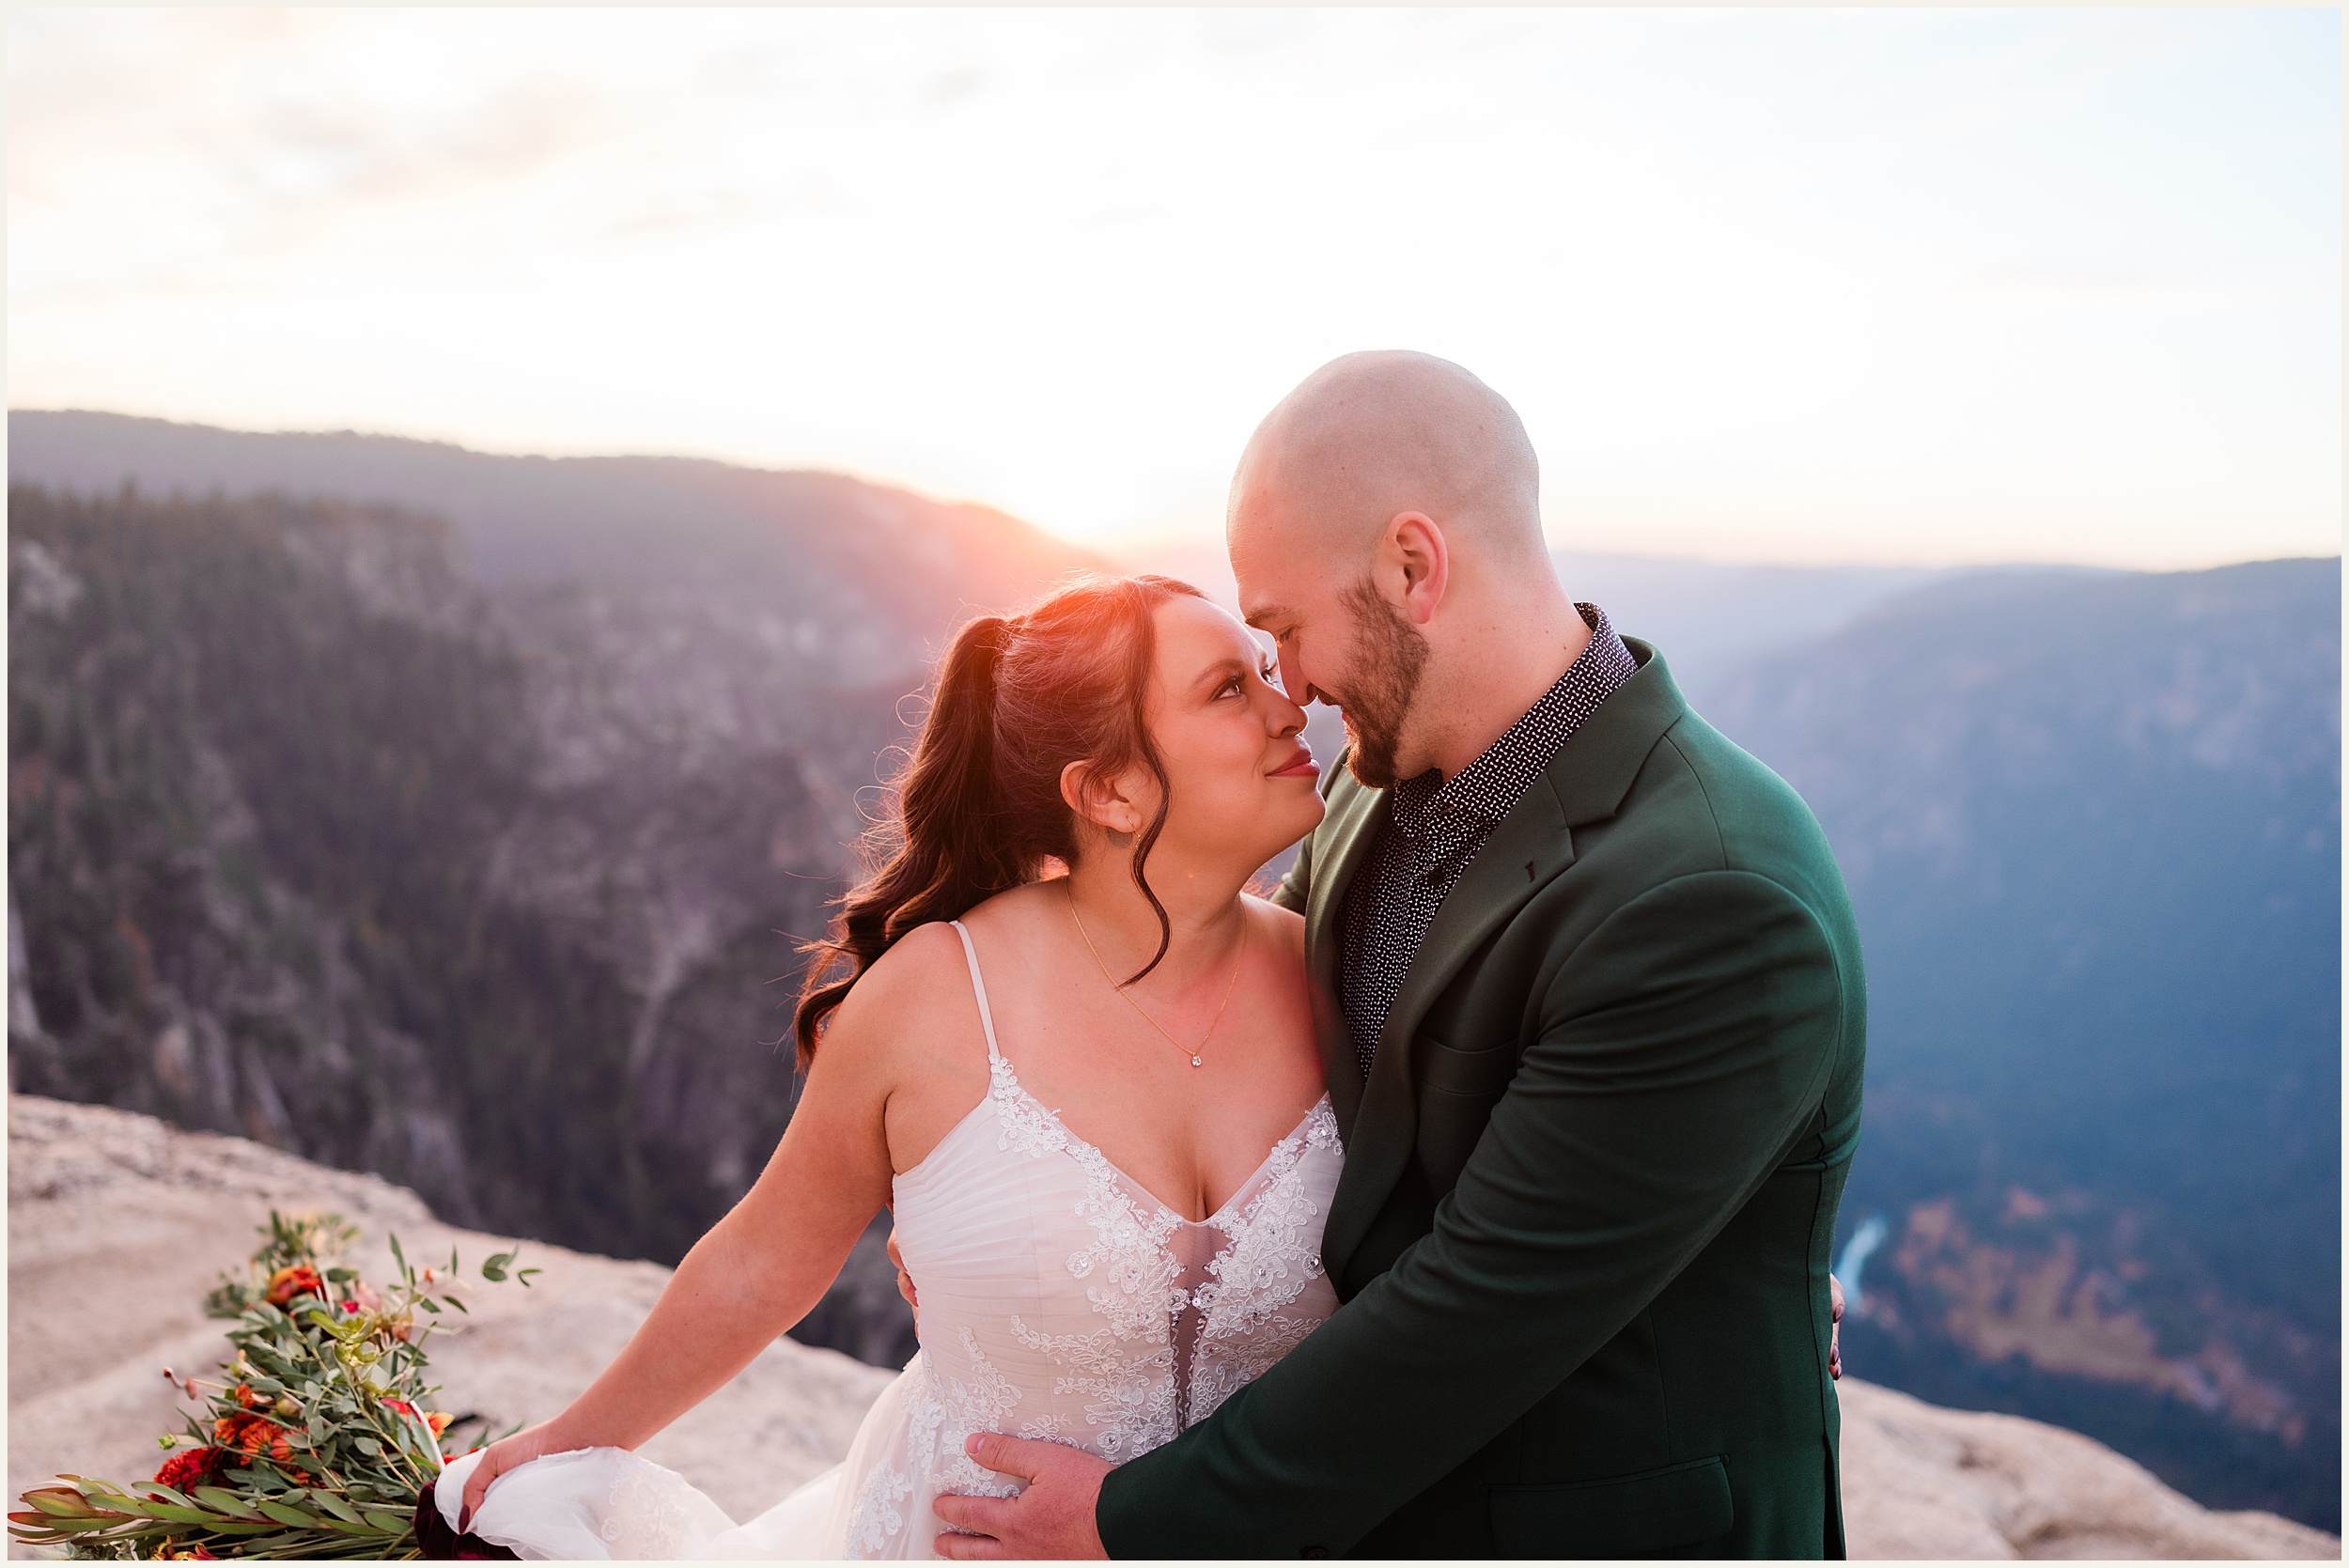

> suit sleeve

[
  {"left": 1269, "top": 830, "right": 1314, "bottom": 914},
  {"left": 1097, "top": 870, "right": 1848, "bottom": 1558}
]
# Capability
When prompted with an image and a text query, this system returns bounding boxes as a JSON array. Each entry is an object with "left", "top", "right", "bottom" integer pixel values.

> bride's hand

[{"left": 456, "top": 1419, "right": 573, "bottom": 1532}]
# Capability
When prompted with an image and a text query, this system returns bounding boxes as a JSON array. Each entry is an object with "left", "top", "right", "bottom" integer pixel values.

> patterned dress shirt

[{"left": 1338, "top": 602, "right": 1638, "bottom": 1079}]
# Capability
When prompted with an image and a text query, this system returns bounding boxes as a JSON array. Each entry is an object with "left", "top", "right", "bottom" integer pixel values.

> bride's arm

[{"left": 456, "top": 930, "right": 975, "bottom": 1524}]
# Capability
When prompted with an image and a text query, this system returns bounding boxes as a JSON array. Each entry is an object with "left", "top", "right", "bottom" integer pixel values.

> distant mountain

[
  {"left": 1703, "top": 558, "right": 2341, "bottom": 1529},
  {"left": 8, "top": 410, "right": 1101, "bottom": 679}
]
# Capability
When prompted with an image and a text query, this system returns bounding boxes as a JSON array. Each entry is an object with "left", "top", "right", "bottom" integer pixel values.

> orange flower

[
  {"left": 262, "top": 1265, "right": 324, "bottom": 1308},
  {"left": 211, "top": 1413, "right": 307, "bottom": 1482}
]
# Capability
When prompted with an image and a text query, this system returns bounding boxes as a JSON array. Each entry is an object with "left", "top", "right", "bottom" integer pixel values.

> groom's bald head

[{"left": 1227, "top": 350, "right": 1545, "bottom": 569}]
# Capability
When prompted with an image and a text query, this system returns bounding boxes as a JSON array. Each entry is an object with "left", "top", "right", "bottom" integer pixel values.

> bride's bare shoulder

[{"left": 818, "top": 922, "right": 981, "bottom": 1064}]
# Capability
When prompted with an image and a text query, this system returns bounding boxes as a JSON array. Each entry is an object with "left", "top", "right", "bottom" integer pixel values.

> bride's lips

[{"left": 1268, "top": 746, "right": 1319, "bottom": 781}]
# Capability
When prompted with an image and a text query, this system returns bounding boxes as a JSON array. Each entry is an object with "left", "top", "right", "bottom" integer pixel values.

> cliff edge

[{"left": 8, "top": 1096, "right": 2334, "bottom": 1560}]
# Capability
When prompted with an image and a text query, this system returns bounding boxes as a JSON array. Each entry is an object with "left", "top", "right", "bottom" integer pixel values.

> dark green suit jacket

[{"left": 1096, "top": 642, "right": 1865, "bottom": 1559}]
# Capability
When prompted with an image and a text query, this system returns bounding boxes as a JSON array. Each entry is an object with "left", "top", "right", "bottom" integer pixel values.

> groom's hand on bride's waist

[{"left": 933, "top": 1434, "right": 1109, "bottom": 1559}]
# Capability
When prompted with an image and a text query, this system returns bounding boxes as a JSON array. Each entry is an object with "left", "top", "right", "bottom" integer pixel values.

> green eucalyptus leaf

[{"left": 191, "top": 1487, "right": 267, "bottom": 1520}]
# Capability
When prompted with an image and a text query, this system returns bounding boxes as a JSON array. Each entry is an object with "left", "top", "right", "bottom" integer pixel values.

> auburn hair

[{"left": 793, "top": 573, "right": 1207, "bottom": 1063}]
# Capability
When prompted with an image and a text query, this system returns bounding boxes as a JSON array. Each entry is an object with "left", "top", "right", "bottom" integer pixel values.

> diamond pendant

[{"left": 1191, "top": 1055, "right": 1203, "bottom": 1067}]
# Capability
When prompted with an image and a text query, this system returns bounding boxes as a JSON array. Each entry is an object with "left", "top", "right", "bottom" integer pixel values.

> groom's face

[{"left": 1232, "top": 532, "right": 1432, "bottom": 790}]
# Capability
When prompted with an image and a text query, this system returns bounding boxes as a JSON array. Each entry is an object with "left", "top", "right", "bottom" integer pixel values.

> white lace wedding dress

[{"left": 436, "top": 920, "right": 1344, "bottom": 1559}]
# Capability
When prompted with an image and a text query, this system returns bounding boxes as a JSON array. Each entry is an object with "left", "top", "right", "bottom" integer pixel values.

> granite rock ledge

[{"left": 7, "top": 1096, "right": 2335, "bottom": 1560}]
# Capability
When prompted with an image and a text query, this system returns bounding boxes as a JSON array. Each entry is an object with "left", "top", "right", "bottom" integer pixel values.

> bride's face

[{"left": 1138, "top": 595, "right": 1325, "bottom": 868}]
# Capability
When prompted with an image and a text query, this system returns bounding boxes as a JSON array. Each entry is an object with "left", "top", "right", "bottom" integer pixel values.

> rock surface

[{"left": 8, "top": 1096, "right": 2336, "bottom": 1560}]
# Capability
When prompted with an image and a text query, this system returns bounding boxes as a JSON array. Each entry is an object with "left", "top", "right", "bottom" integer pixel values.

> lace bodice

[{"left": 845, "top": 921, "right": 1345, "bottom": 1556}]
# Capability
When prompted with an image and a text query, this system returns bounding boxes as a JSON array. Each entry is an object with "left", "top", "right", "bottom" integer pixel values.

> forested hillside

[
  {"left": 7, "top": 449, "right": 1099, "bottom": 1295},
  {"left": 1704, "top": 558, "right": 2342, "bottom": 1529}
]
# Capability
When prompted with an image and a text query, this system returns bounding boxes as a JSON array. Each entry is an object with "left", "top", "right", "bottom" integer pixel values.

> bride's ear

[{"left": 1060, "top": 759, "right": 1146, "bottom": 838}]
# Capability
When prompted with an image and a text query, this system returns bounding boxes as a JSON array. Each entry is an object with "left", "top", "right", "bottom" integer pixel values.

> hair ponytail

[
  {"left": 793, "top": 576, "right": 1205, "bottom": 1063},
  {"left": 794, "top": 613, "right": 1021, "bottom": 1060}
]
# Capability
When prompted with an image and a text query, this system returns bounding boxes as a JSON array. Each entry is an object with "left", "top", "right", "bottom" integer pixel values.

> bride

[{"left": 436, "top": 574, "right": 1342, "bottom": 1559}]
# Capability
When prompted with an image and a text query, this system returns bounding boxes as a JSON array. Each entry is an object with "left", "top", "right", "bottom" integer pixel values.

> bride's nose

[{"left": 1265, "top": 688, "right": 1306, "bottom": 736}]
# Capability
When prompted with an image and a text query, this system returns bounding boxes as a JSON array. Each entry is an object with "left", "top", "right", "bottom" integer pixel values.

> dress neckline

[{"left": 944, "top": 918, "right": 1330, "bottom": 1226}]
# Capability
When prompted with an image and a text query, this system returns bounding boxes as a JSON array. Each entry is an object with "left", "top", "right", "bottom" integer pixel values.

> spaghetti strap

[{"left": 946, "top": 920, "right": 1005, "bottom": 1063}]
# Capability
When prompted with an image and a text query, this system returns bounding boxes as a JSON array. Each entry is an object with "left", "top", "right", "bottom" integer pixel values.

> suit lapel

[
  {"left": 1319, "top": 781, "right": 1575, "bottom": 1280},
  {"left": 1317, "top": 641, "right": 1689, "bottom": 1284},
  {"left": 1303, "top": 772, "right": 1389, "bottom": 1139}
]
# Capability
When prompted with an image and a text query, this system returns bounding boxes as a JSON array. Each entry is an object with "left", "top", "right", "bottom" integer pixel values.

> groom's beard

[{"left": 1334, "top": 577, "right": 1431, "bottom": 790}]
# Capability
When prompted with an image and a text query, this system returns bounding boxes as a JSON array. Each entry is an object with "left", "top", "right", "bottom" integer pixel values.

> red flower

[
  {"left": 263, "top": 1266, "right": 324, "bottom": 1308},
  {"left": 153, "top": 1447, "right": 225, "bottom": 1491}
]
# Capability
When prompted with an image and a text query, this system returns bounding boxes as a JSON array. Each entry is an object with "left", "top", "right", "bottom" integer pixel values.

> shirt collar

[{"left": 1391, "top": 602, "right": 1634, "bottom": 842}]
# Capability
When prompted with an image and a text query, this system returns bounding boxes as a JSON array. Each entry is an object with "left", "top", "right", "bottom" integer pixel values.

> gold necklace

[{"left": 1066, "top": 885, "right": 1248, "bottom": 1068}]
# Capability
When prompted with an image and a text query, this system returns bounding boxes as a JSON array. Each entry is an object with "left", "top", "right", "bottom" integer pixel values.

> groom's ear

[
  {"left": 1384, "top": 511, "right": 1452, "bottom": 627},
  {"left": 1060, "top": 759, "right": 1147, "bottom": 837}
]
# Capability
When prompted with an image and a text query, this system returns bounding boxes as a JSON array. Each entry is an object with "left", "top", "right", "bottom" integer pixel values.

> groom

[{"left": 934, "top": 351, "right": 1866, "bottom": 1558}]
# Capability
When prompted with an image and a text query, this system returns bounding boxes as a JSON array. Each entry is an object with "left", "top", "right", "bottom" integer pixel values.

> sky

[{"left": 8, "top": 8, "right": 2341, "bottom": 569}]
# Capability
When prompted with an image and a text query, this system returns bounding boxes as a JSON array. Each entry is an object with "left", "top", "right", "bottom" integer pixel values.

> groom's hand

[
  {"left": 887, "top": 1230, "right": 917, "bottom": 1320},
  {"left": 933, "top": 1434, "right": 1109, "bottom": 1559}
]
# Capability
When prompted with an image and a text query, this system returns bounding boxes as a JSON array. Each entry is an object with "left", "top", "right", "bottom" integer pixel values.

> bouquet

[{"left": 10, "top": 1210, "right": 535, "bottom": 1560}]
